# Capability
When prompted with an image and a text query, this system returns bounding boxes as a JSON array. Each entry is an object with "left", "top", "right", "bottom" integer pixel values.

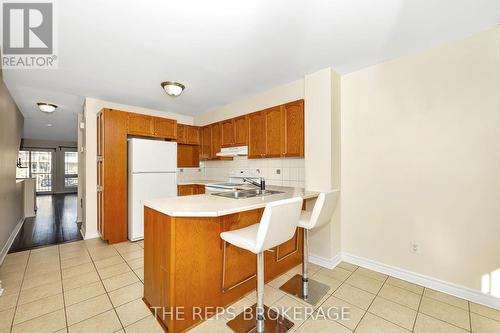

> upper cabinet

[
  {"left": 265, "top": 106, "right": 283, "bottom": 158},
  {"left": 221, "top": 119, "right": 235, "bottom": 147},
  {"left": 247, "top": 99, "right": 304, "bottom": 159},
  {"left": 233, "top": 115, "right": 248, "bottom": 146},
  {"left": 127, "top": 113, "right": 177, "bottom": 139},
  {"left": 200, "top": 125, "right": 212, "bottom": 160},
  {"left": 128, "top": 114, "right": 153, "bottom": 136},
  {"left": 221, "top": 115, "right": 248, "bottom": 147},
  {"left": 248, "top": 111, "right": 267, "bottom": 158},
  {"left": 154, "top": 118, "right": 176, "bottom": 139},
  {"left": 197, "top": 99, "right": 304, "bottom": 161},
  {"left": 210, "top": 122, "right": 222, "bottom": 159},
  {"left": 282, "top": 100, "right": 304, "bottom": 157},
  {"left": 177, "top": 124, "right": 200, "bottom": 145}
]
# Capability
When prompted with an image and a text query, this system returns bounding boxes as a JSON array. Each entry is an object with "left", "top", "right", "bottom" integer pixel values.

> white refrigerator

[{"left": 128, "top": 138, "right": 177, "bottom": 241}]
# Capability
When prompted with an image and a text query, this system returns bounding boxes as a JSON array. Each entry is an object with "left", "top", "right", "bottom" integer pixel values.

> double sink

[{"left": 212, "top": 188, "right": 284, "bottom": 199}]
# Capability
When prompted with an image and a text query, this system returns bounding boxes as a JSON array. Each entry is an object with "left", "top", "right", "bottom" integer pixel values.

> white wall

[
  {"left": 82, "top": 98, "right": 195, "bottom": 239},
  {"left": 304, "top": 68, "right": 342, "bottom": 260},
  {"left": 341, "top": 27, "right": 500, "bottom": 294}
]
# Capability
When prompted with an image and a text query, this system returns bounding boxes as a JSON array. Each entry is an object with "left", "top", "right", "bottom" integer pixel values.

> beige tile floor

[{"left": 1, "top": 239, "right": 499, "bottom": 333}]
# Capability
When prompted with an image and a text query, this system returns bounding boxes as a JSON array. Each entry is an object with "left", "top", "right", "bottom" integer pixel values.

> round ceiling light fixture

[
  {"left": 161, "top": 81, "right": 185, "bottom": 97},
  {"left": 37, "top": 102, "right": 58, "bottom": 113}
]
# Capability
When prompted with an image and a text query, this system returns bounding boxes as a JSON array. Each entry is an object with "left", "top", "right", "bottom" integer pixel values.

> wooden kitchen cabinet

[
  {"left": 97, "top": 109, "right": 179, "bottom": 244},
  {"left": 210, "top": 122, "right": 222, "bottom": 159},
  {"left": 233, "top": 115, "right": 248, "bottom": 146},
  {"left": 282, "top": 100, "right": 304, "bottom": 157},
  {"left": 265, "top": 106, "right": 283, "bottom": 158},
  {"left": 127, "top": 113, "right": 153, "bottom": 136},
  {"left": 154, "top": 117, "right": 176, "bottom": 139},
  {"left": 96, "top": 108, "right": 129, "bottom": 243},
  {"left": 200, "top": 125, "right": 212, "bottom": 160},
  {"left": 177, "top": 124, "right": 187, "bottom": 144},
  {"left": 248, "top": 111, "right": 267, "bottom": 158},
  {"left": 186, "top": 125, "right": 200, "bottom": 145},
  {"left": 177, "top": 144, "right": 200, "bottom": 167},
  {"left": 221, "top": 119, "right": 235, "bottom": 147},
  {"left": 177, "top": 184, "right": 205, "bottom": 196}
]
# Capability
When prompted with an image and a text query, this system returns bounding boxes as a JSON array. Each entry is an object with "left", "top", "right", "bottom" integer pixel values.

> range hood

[{"left": 216, "top": 146, "right": 248, "bottom": 157}]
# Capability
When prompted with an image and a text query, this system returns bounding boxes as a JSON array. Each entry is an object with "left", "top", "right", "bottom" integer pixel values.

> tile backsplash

[{"left": 177, "top": 156, "right": 305, "bottom": 187}]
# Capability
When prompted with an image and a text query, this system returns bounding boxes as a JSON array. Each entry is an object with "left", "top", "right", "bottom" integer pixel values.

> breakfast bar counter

[
  {"left": 145, "top": 186, "right": 319, "bottom": 217},
  {"left": 142, "top": 186, "right": 319, "bottom": 332}
]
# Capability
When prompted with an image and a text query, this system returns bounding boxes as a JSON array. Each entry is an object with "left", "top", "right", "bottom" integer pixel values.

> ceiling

[{"left": 3, "top": 0, "right": 499, "bottom": 142}]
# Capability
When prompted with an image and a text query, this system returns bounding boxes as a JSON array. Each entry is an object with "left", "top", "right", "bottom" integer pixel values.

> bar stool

[
  {"left": 221, "top": 197, "right": 303, "bottom": 333},
  {"left": 279, "top": 190, "right": 340, "bottom": 306}
]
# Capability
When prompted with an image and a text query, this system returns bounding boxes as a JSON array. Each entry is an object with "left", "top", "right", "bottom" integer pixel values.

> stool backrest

[
  {"left": 255, "top": 197, "right": 303, "bottom": 253},
  {"left": 306, "top": 190, "right": 340, "bottom": 230}
]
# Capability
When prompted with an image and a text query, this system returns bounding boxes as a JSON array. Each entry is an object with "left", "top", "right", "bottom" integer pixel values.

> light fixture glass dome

[
  {"left": 161, "top": 81, "right": 185, "bottom": 97},
  {"left": 37, "top": 102, "right": 57, "bottom": 113}
]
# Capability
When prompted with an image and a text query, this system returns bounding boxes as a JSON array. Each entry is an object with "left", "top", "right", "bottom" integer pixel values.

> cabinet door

[
  {"left": 128, "top": 113, "right": 153, "bottom": 136},
  {"left": 195, "top": 184, "right": 205, "bottom": 194},
  {"left": 178, "top": 185, "right": 195, "bottom": 196},
  {"left": 177, "top": 144, "right": 200, "bottom": 167},
  {"left": 248, "top": 111, "right": 266, "bottom": 158},
  {"left": 265, "top": 106, "right": 283, "bottom": 158},
  {"left": 210, "top": 123, "right": 222, "bottom": 159},
  {"left": 154, "top": 117, "right": 176, "bottom": 139},
  {"left": 177, "top": 124, "right": 187, "bottom": 144},
  {"left": 282, "top": 100, "right": 304, "bottom": 157},
  {"left": 200, "top": 126, "right": 212, "bottom": 160},
  {"left": 186, "top": 126, "right": 200, "bottom": 145},
  {"left": 221, "top": 210, "right": 261, "bottom": 292},
  {"left": 221, "top": 119, "right": 235, "bottom": 147},
  {"left": 233, "top": 115, "right": 248, "bottom": 146}
]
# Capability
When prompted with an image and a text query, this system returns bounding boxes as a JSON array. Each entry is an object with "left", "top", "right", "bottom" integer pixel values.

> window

[
  {"left": 16, "top": 150, "right": 30, "bottom": 179},
  {"left": 64, "top": 151, "right": 78, "bottom": 188},
  {"left": 17, "top": 150, "right": 53, "bottom": 192}
]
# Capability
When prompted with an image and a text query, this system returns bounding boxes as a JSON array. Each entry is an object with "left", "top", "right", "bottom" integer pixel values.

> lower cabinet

[{"left": 177, "top": 184, "right": 205, "bottom": 196}]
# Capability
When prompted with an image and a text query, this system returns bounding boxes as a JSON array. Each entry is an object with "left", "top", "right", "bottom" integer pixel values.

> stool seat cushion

[
  {"left": 298, "top": 211, "right": 312, "bottom": 229},
  {"left": 220, "top": 224, "right": 260, "bottom": 253}
]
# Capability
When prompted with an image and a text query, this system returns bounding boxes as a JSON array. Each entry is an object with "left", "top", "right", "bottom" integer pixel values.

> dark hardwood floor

[{"left": 9, "top": 193, "right": 83, "bottom": 253}]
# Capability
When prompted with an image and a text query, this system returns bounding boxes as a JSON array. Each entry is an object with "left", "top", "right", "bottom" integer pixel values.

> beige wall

[
  {"left": 194, "top": 79, "right": 304, "bottom": 126},
  {"left": 0, "top": 69, "right": 24, "bottom": 259},
  {"left": 340, "top": 27, "right": 500, "bottom": 293},
  {"left": 304, "top": 68, "right": 342, "bottom": 259},
  {"left": 21, "top": 138, "right": 78, "bottom": 194},
  {"left": 82, "top": 98, "right": 195, "bottom": 239}
]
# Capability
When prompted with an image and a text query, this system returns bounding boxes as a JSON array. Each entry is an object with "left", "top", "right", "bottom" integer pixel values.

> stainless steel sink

[{"left": 212, "top": 189, "right": 284, "bottom": 199}]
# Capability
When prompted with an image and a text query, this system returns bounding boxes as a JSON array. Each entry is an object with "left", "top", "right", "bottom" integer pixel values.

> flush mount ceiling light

[
  {"left": 37, "top": 102, "right": 58, "bottom": 113},
  {"left": 161, "top": 81, "right": 185, "bottom": 97}
]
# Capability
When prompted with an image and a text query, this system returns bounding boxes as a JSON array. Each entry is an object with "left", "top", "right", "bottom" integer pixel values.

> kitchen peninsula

[{"left": 142, "top": 186, "right": 319, "bottom": 332}]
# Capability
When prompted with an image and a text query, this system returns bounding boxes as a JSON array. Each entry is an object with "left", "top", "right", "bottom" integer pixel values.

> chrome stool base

[
  {"left": 226, "top": 304, "right": 294, "bottom": 333},
  {"left": 279, "top": 274, "right": 330, "bottom": 306}
]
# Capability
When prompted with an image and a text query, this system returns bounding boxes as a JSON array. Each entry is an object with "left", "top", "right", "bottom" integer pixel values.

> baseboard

[
  {"left": 309, "top": 252, "right": 342, "bottom": 269},
  {"left": 342, "top": 253, "right": 500, "bottom": 311},
  {"left": 82, "top": 229, "right": 100, "bottom": 240},
  {"left": 0, "top": 217, "right": 25, "bottom": 265}
]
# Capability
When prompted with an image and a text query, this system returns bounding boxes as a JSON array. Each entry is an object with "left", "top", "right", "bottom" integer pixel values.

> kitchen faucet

[{"left": 243, "top": 177, "right": 266, "bottom": 191}]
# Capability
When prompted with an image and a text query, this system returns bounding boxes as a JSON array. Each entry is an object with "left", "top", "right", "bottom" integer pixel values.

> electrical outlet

[{"left": 410, "top": 243, "right": 419, "bottom": 254}]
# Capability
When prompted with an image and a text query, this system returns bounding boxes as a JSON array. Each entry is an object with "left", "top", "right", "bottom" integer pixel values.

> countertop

[{"left": 144, "top": 186, "right": 319, "bottom": 217}]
